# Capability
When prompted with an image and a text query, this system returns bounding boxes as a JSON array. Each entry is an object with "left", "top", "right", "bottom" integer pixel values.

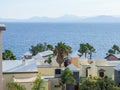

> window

[
  {"left": 99, "top": 72, "right": 104, "bottom": 77},
  {"left": 99, "top": 69, "right": 105, "bottom": 77},
  {"left": 55, "top": 69, "right": 61, "bottom": 74}
]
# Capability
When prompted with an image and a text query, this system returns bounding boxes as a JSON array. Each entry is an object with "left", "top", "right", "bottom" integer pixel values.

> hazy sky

[{"left": 0, "top": 0, "right": 120, "bottom": 19}]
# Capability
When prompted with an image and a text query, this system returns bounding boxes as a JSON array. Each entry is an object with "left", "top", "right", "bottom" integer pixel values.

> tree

[
  {"left": 79, "top": 76, "right": 120, "bottom": 90},
  {"left": 29, "top": 42, "right": 54, "bottom": 56},
  {"left": 78, "top": 43, "right": 88, "bottom": 58},
  {"left": 32, "top": 75, "right": 46, "bottom": 90},
  {"left": 2, "top": 49, "right": 16, "bottom": 60},
  {"left": 86, "top": 43, "right": 96, "bottom": 59},
  {"left": 54, "top": 42, "right": 72, "bottom": 67},
  {"left": 106, "top": 44, "right": 120, "bottom": 55},
  {"left": 7, "top": 82, "right": 26, "bottom": 90},
  {"left": 47, "top": 44, "right": 54, "bottom": 51},
  {"left": 78, "top": 43, "right": 96, "bottom": 59},
  {"left": 79, "top": 76, "right": 98, "bottom": 90},
  {"left": 60, "top": 68, "right": 76, "bottom": 90},
  {"left": 97, "top": 76, "right": 115, "bottom": 90}
]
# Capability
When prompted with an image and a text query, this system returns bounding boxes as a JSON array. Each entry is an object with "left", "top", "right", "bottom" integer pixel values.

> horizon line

[{"left": 1, "top": 15, "right": 120, "bottom": 20}]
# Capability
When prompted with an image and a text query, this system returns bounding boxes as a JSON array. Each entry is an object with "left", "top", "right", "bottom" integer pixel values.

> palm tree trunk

[
  {"left": 90, "top": 53, "right": 92, "bottom": 59},
  {"left": 85, "top": 53, "right": 87, "bottom": 58},
  {"left": 59, "top": 64, "right": 62, "bottom": 68}
]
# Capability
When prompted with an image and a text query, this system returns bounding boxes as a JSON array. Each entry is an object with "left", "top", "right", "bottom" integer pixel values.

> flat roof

[{"left": 0, "top": 24, "right": 6, "bottom": 30}]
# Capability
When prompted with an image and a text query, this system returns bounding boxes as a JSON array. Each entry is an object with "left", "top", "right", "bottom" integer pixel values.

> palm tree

[
  {"left": 106, "top": 44, "right": 120, "bottom": 55},
  {"left": 7, "top": 82, "right": 26, "bottom": 90},
  {"left": 32, "top": 75, "right": 45, "bottom": 90},
  {"left": 112, "top": 44, "right": 120, "bottom": 53},
  {"left": 60, "top": 68, "right": 76, "bottom": 90},
  {"left": 54, "top": 42, "right": 72, "bottom": 68},
  {"left": 78, "top": 43, "right": 88, "bottom": 58},
  {"left": 78, "top": 43, "right": 95, "bottom": 59},
  {"left": 107, "top": 49, "right": 115, "bottom": 55},
  {"left": 44, "top": 55, "right": 52, "bottom": 64},
  {"left": 86, "top": 43, "right": 96, "bottom": 59}
]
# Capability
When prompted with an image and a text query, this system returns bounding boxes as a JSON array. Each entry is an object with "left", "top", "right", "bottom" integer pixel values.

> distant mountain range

[{"left": 1, "top": 15, "right": 120, "bottom": 23}]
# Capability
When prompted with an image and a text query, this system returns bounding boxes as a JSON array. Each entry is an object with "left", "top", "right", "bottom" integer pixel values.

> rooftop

[
  {"left": 107, "top": 61, "right": 120, "bottom": 66},
  {"left": 34, "top": 50, "right": 53, "bottom": 60},
  {"left": 95, "top": 60, "right": 120, "bottom": 66},
  {"left": 34, "top": 53, "right": 45, "bottom": 60},
  {"left": 38, "top": 50, "right": 53, "bottom": 57},
  {"left": 67, "top": 64, "right": 79, "bottom": 72},
  {"left": 3, "top": 59, "right": 38, "bottom": 73},
  {"left": 37, "top": 62, "right": 52, "bottom": 68}
]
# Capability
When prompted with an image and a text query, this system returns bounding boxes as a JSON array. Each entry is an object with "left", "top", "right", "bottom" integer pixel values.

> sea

[{"left": 2, "top": 22, "right": 120, "bottom": 59}]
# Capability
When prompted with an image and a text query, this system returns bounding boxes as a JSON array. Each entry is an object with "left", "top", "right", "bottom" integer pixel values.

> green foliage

[
  {"left": 29, "top": 42, "right": 54, "bottom": 56},
  {"left": 78, "top": 43, "right": 96, "bottom": 59},
  {"left": 87, "top": 43, "right": 96, "bottom": 59},
  {"left": 106, "top": 44, "right": 120, "bottom": 55},
  {"left": 80, "top": 76, "right": 98, "bottom": 90},
  {"left": 79, "top": 76, "right": 120, "bottom": 90},
  {"left": 60, "top": 68, "right": 76, "bottom": 90},
  {"left": 47, "top": 55, "right": 52, "bottom": 64},
  {"left": 7, "top": 82, "right": 26, "bottom": 90},
  {"left": 113, "top": 86, "right": 120, "bottom": 90},
  {"left": 32, "top": 75, "right": 46, "bottom": 90},
  {"left": 2, "top": 49, "right": 16, "bottom": 60},
  {"left": 78, "top": 43, "right": 88, "bottom": 58},
  {"left": 47, "top": 44, "right": 54, "bottom": 51},
  {"left": 79, "top": 77, "right": 84, "bottom": 83},
  {"left": 44, "top": 55, "right": 52, "bottom": 64},
  {"left": 54, "top": 42, "right": 72, "bottom": 67}
]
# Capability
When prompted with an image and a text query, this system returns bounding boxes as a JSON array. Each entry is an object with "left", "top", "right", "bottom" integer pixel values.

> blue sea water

[{"left": 2, "top": 22, "right": 120, "bottom": 59}]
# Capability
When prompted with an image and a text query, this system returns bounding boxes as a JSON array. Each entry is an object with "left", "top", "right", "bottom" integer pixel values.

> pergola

[{"left": 0, "top": 24, "right": 6, "bottom": 90}]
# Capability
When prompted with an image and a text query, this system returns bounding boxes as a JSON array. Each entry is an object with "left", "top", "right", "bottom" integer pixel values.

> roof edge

[{"left": 3, "top": 71, "right": 38, "bottom": 74}]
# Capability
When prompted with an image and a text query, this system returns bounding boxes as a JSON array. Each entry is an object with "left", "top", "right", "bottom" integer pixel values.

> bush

[{"left": 79, "top": 76, "right": 120, "bottom": 90}]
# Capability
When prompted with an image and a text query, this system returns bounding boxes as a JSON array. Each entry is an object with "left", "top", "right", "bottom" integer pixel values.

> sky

[{"left": 0, "top": 0, "right": 120, "bottom": 19}]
